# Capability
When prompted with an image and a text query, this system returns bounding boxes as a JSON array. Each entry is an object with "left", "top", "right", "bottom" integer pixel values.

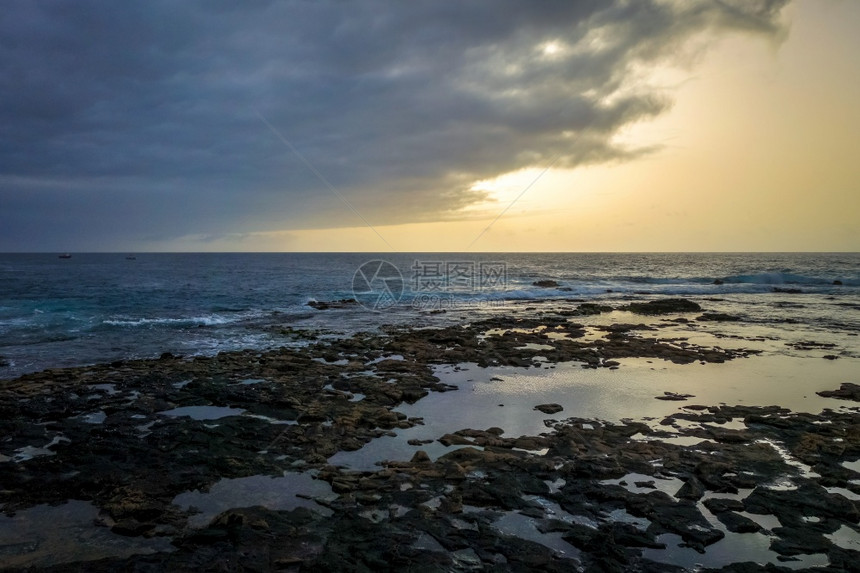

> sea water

[{"left": 0, "top": 252, "right": 857, "bottom": 379}]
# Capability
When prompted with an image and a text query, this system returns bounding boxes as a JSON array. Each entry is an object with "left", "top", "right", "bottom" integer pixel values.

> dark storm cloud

[{"left": 0, "top": 0, "right": 789, "bottom": 249}]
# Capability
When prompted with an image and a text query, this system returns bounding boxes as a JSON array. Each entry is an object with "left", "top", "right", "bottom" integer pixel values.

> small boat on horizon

[
  {"left": 126, "top": 255, "right": 136, "bottom": 260},
  {"left": 58, "top": 253, "right": 72, "bottom": 259}
]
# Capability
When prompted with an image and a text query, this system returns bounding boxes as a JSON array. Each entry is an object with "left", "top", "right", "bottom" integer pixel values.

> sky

[{"left": 1, "top": 0, "right": 857, "bottom": 252}]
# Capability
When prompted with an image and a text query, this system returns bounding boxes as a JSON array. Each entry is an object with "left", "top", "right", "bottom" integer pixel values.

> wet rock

[
  {"left": 111, "top": 518, "right": 156, "bottom": 537},
  {"left": 790, "top": 340, "right": 837, "bottom": 350},
  {"left": 622, "top": 298, "right": 702, "bottom": 315},
  {"left": 655, "top": 392, "right": 695, "bottom": 401},
  {"left": 651, "top": 501, "right": 725, "bottom": 550},
  {"left": 532, "top": 280, "right": 559, "bottom": 288},
  {"left": 438, "top": 433, "right": 473, "bottom": 446},
  {"left": 534, "top": 403, "right": 563, "bottom": 414},
  {"left": 715, "top": 511, "right": 762, "bottom": 533},
  {"left": 817, "top": 383, "right": 860, "bottom": 401},
  {"left": 184, "top": 527, "right": 230, "bottom": 544},
  {"left": 697, "top": 313, "right": 741, "bottom": 322},
  {"left": 307, "top": 298, "right": 358, "bottom": 310},
  {"left": 703, "top": 498, "right": 745, "bottom": 514},
  {"left": 605, "top": 522, "right": 665, "bottom": 550},
  {"left": 676, "top": 477, "right": 705, "bottom": 500},
  {"left": 769, "top": 526, "right": 833, "bottom": 556},
  {"left": 772, "top": 287, "right": 803, "bottom": 294},
  {"left": 744, "top": 482, "right": 860, "bottom": 524},
  {"left": 561, "top": 303, "right": 613, "bottom": 316}
]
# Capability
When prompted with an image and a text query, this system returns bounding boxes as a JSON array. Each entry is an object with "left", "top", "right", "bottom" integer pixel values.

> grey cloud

[{"left": 0, "top": 0, "right": 789, "bottom": 250}]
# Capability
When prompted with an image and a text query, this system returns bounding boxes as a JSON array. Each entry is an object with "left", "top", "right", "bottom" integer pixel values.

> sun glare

[
  {"left": 540, "top": 41, "right": 565, "bottom": 57},
  {"left": 542, "top": 42, "right": 559, "bottom": 55}
]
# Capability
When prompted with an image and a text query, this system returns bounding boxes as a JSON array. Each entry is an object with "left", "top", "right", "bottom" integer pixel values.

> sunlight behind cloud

[{"left": 539, "top": 40, "right": 565, "bottom": 58}]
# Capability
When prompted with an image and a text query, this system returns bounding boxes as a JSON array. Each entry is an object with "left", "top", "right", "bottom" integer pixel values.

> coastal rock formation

[
  {"left": 0, "top": 306, "right": 856, "bottom": 571},
  {"left": 621, "top": 298, "right": 702, "bottom": 315},
  {"left": 696, "top": 312, "right": 741, "bottom": 322},
  {"left": 817, "top": 382, "right": 860, "bottom": 401},
  {"left": 654, "top": 391, "right": 695, "bottom": 401},
  {"left": 307, "top": 298, "right": 359, "bottom": 310},
  {"left": 773, "top": 287, "right": 803, "bottom": 294},
  {"left": 534, "top": 403, "right": 564, "bottom": 414}
]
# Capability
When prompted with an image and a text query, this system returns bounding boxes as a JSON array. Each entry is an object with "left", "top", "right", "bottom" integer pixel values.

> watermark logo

[
  {"left": 411, "top": 260, "right": 507, "bottom": 292},
  {"left": 352, "top": 259, "right": 507, "bottom": 312},
  {"left": 352, "top": 260, "right": 404, "bottom": 311}
]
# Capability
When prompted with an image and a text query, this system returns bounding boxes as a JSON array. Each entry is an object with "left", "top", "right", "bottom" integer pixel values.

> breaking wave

[{"left": 102, "top": 315, "right": 235, "bottom": 327}]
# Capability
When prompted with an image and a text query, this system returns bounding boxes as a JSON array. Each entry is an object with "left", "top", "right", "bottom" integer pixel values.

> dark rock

[
  {"left": 655, "top": 392, "right": 695, "bottom": 401},
  {"left": 772, "top": 287, "right": 802, "bottom": 294},
  {"left": 438, "top": 433, "right": 473, "bottom": 446},
  {"left": 744, "top": 482, "right": 860, "bottom": 524},
  {"left": 697, "top": 313, "right": 741, "bottom": 322},
  {"left": 713, "top": 279, "right": 724, "bottom": 285},
  {"left": 111, "top": 519, "right": 156, "bottom": 537},
  {"left": 833, "top": 280, "right": 843, "bottom": 285},
  {"left": 605, "top": 522, "right": 665, "bottom": 549},
  {"left": 715, "top": 512, "right": 762, "bottom": 533},
  {"left": 790, "top": 340, "right": 837, "bottom": 350},
  {"left": 307, "top": 298, "right": 358, "bottom": 310},
  {"left": 561, "top": 303, "right": 613, "bottom": 316},
  {"left": 532, "top": 280, "right": 560, "bottom": 288},
  {"left": 534, "top": 403, "right": 563, "bottom": 414},
  {"left": 817, "top": 383, "right": 860, "bottom": 401},
  {"left": 769, "top": 526, "right": 832, "bottom": 556},
  {"left": 622, "top": 299, "right": 702, "bottom": 315},
  {"left": 703, "top": 498, "right": 745, "bottom": 514},
  {"left": 184, "top": 527, "right": 230, "bottom": 544},
  {"left": 645, "top": 495, "right": 726, "bottom": 550},
  {"left": 676, "top": 477, "right": 705, "bottom": 500},
  {"left": 822, "top": 355, "right": 839, "bottom": 360}
]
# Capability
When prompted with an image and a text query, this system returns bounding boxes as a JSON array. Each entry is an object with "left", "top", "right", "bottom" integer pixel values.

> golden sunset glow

[
  {"left": 3, "top": 0, "right": 856, "bottom": 253},
  {"left": 262, "top": 0, "right": 858, "bottom": 253}
]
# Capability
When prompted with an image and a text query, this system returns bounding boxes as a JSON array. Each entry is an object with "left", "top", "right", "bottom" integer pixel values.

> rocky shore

[{"left": 0, "top": 299, "right": 858, "bottom": 571}]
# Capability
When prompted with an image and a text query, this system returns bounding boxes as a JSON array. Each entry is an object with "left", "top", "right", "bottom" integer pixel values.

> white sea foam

[{"left": 103, "top": 315, "right": 234, "bottom": 327}]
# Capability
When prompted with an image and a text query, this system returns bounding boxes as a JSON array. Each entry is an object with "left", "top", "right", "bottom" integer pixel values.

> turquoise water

[{"left": 1, "top": 252, "right": 858, "bottom": 378}]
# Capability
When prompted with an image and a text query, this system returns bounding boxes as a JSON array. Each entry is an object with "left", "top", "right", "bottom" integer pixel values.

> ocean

[{"left": 1, "top": 252, "right": 858, "bottom": 379}]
